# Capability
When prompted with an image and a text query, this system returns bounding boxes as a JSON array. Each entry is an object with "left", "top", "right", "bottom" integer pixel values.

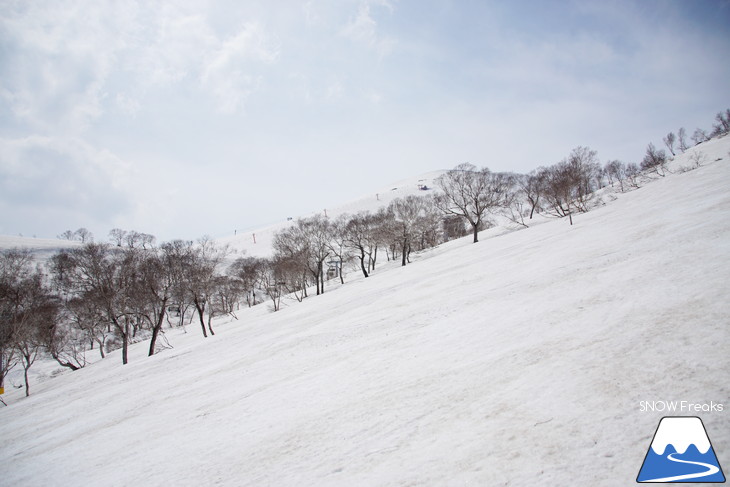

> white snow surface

[
  {"left": 1, "top": 138, "right": 730, "bottom": 485},
  {"left": 650, "top": 417, "right": 712, "bottom": 455}
]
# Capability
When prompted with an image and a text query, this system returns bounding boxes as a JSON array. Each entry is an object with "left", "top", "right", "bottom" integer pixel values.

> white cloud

[
  {"left": 0, "top": 1, "right": 134, "bottom": 133},
  {"left": 340, "top": 0, "right": 396, "bottom": 57},
  {"left": 201, "top": 22, "right": 280, "bottom": 113},
  {"left": 115, "top": 93, "right": 142, "bottom": 117},
  {"left": 132, "top": 6, "right": 217, "bottom": 86},
  {"left": 0, "top": 136, "right": 132, "bottom": 236}
]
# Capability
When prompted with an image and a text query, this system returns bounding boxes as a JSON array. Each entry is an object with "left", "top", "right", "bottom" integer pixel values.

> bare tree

[
  {"left": 301, "top": 216, "right": 334, "bottom": 294},
  {"left": 13, "top": 273, "right": 57, "bottom": 396},
  {"left": 412, "top": 196, "right": 443, "bottom": 250},
  {"left": 688, "top": 150, "right": 708, "bottom": 168},
  {"left": 519, "top": 168, "right": 549, "bottom": 220},
  {"left": 185, "top": 237, "right": 229, "bottom": 338},
  {"left": 36, "top": 273, "right": 91, "bottom": 371},
  {"left": 273, "top": 223, "right": 312, "bottom": 296},
  {"left": 274, "top": 216, "right": 333, "bottom": 295},
  {"left": 124, "top": 231, "right": 143, "bottom": 248},
  {"left": 326, "top": 215, "right": 352, "bottom": 285},
  {"left": 0, "top": 250, "right": 58, "bottom": 396},
  {"left": 228, "top": 257, "right": 266, "bottom": 307},
  {"left": 136, "top": 243, "right": 177, "bottom": 356},
  {"left": 691, "top": 128, "right": 710, "bottom": 145},
  {"left": 604, "top": 160, "right": 627, "bottom": 192},
  {"left": 58, "top": 230, "right": 75, "bottom": 241},
  {"left": 389, "top": 195, "right": 429, "bottom": 266},
  {"left": 344, "top": 212, "right": 378, "bottom": 278},
  {"left": 711, "top": 109, "right": 730, "bottom": 136},
  {"left": 503, "top": 173, "right": 529, "bottom": 227},
  {"left": 108, "top": 228, "right": 127, "bottom": 247},
  {"left": 662, "top": 132, "right": 676, "bottom": 156},
  {"left": 158, "top": 239, "right": 194, "bottom": 330},
  {"left": 677, "top": 127, "right": 689, "bottom": 153},
  {"left": 641, "top": 143, "right": 669, "bottom": 176},
  {"left": 140, "top": 233, "right": 156, "bottom": 249},
  {"left": 259, "top": 258, "right": 285, "bottom": 311},
  {"left": 435, "top": 164, "right": 508, "bottom": 243},
  {"left": 542, "top": 147, "right": 600, "bottom": 224},
  {"left": 625, "top": 162, "right": 641, "bottom": 188},
  {"left": 1, "top": 249, "right": 34, "bottom": 396},
  {"left": 74, "top": 228, "right": 93, "bottom": 243}
]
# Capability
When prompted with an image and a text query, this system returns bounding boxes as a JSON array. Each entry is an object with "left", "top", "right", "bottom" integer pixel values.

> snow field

[{"left": 0, "top": 137, "right": 729, "bottom": 485}]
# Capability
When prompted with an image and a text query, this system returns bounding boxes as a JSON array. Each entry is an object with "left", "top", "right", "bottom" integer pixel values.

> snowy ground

[{"left": 1, "top": 138, "right": 729, "bottom": 485}]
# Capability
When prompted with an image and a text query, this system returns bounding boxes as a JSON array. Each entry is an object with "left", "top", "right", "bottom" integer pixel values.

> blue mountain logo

[{"left": 637, "top": 416, "right": 725, "bottom": 483}]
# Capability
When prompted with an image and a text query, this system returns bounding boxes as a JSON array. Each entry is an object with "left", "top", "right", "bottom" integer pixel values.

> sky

[{"left": 1, "top": 0, "right": 729, "bottom": 243}]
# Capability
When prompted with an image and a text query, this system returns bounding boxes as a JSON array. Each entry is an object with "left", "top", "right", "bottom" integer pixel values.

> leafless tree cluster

[
  {"left": 108, "top": 229, "right": 156, "bottom": 249},
  {"left": 46, "top": 237, "right": 230, "bottom": 369},
  {"left": 485, "top": 147, "right": 602, "bottom": 227},
  {"left": 711, "top": 109, "right": 730, "bottom": 137},
  {"left": 222, "top": 196, "right": 453, "bottom": 315},
  {"left": 640, "top": 143, "right": 669, "bottom": 176},
  {"left": 0, "top": 236, "right": 239, "bottom": 399},
  {"left": 0, "top": 250, "right": 59, "bottom": 397},
  {"left": 657, "top": 110, "right": 729, "bottom": 164},
  {"left": 603, "top": 160, "right": 640, "bottom": 192},
  {"left": 57, "top": 228, "right": 93, "bottom": 243}
]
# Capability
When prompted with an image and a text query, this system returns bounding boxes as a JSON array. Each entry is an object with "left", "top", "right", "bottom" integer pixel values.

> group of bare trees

[
  {"left": 0, "top": 249, "right": 59, "bottom": 398},
  {"left": 49, "top": 237, "right": 233, "bottom": 366},
  {"left": 226, "top": 198, "right": 447, "bottom": 312},
  {"left": 659, "top": 109, "right": 730, "bottom": 164},
  {"left": 486, "top": 146, "right": 606, "bottom": 227},
  {"left": 57, "top": 227, "right": 93, "bottom": 243},
  {"left": 0, "top": 233, "right": 240, "bottom": 398}
]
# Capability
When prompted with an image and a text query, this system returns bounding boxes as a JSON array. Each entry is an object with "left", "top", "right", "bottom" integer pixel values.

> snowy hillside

[
  {"left": 1, "top": 137, "right": 729, "bottom": 486},
  {"left": 218, "top": 170, "right": 446, "bottom": 258},
  {"left": 0, "top": 235, "right": 80, "bottom": 262}
]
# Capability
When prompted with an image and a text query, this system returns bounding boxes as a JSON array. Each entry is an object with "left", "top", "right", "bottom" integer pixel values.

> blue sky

[{"left": 1, "top": 0, "right": 729, "bottom": 242}]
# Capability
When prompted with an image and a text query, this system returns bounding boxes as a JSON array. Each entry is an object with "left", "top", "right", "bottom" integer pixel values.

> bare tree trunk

[
  {"left": 148, "top": 301, "right": 168, "bottom": 356},
  {"left": 358, "top": 248, "right": 369, "bottom": 278},
  {"left": 194, "top": 298, "right": 208, "bottom": 338},
  {"left": 22, "top": 355, "right": 31, "bottom": 397},
  {"left": 122, "top": 322, "right": 129, "bottom": 365},
  {"left": 207, "top": 314, "right": 215, "bottom": 336},
  {"left": 50, "top": 351, "right": 81, "bottom": 371},
  {"left": 472, "top": 223, "right": 479, "bottom": 243}
]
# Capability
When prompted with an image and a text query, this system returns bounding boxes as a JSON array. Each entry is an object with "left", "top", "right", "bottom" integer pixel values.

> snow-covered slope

[
  {"left": 218, "top": 170, "right": 446, "bottom": 258},
  {"left": 1, "top": 138, "right": 729, "bottom": 486},
  {"left": 0, "top": 235, "right": 80, "bottom": 261}
]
